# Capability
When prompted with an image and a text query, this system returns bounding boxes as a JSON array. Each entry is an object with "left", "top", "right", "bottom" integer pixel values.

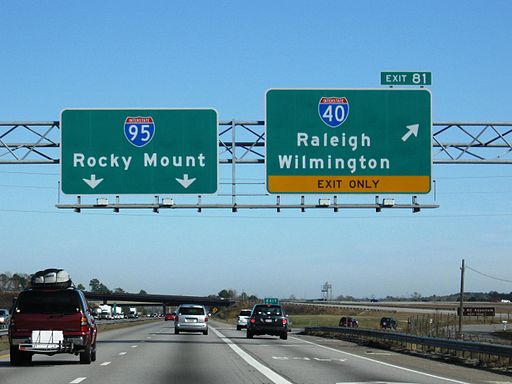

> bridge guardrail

[{"left": 304, "top": 326, "right": 512, "bottom": 362}]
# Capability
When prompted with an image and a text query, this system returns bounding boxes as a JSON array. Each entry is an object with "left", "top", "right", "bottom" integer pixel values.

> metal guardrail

[{"left": 304, "top": 326, "right": 512, "bottom": 358}]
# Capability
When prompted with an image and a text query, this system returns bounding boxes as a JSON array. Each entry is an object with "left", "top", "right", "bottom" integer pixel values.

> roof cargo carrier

[{"left": 31, "top": 268, "right": 72, "bottom": 289}]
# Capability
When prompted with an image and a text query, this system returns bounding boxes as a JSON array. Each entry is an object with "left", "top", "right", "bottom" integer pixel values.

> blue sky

[{"left": 1, "top": 0, "right": 512, "bottom": 299}]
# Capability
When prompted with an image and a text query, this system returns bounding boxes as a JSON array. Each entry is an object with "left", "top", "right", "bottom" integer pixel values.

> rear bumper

[
  {"left": 175, "top": 323, "right": 208, "bottom": 332},
  {"left": 11, "top": 336, "right": 86, "bottom": 353},
  {"left": 247, "top": 325, "right": 288, "bottom": 335}
]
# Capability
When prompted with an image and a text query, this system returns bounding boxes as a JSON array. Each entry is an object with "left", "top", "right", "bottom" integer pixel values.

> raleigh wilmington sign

[{"left": 265, "top": 89, "right": 432, "bottom": 194}]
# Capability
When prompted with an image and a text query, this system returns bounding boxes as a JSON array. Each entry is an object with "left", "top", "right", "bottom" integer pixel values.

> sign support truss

[{"left": 1, "top": 120, "right": 512, "bottom": 212}]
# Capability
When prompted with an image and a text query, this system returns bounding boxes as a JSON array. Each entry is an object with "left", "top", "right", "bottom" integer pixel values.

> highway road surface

[{"left": 0, "top": 320, "right": 510, "bottom": 384}]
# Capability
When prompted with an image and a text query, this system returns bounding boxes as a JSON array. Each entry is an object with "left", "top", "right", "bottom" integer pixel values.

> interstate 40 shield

[{"left": 266, "top": 89, "right": 432, "bottom": 194}]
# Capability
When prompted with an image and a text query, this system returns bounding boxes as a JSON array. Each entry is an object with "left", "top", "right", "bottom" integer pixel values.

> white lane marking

[
  {"left": 314, "top": 357, "right": 333, "bottom": 362},
  {"left": 366, "top": 351, "right": 394, "bottom": 356},
  {"left": 292, "top": 337, "right": 471, "bottom": 384},
  {"left": 131, "top": 345, "right": 138, "bottom": 348},
  {"left": 211, "top": 326, "right": 293, "bottom": 384},
  {"left": 70, "top": 378, "right": 87, "bottom": 384},
  {"left": 336, "top": 382, "right": 417, "bottom": 384},
  {"left": 100, "top": 361, "right": 111, "bottom": 366},
  {"left": 119, "top": 352, "right": 127, "bottom": 356}
]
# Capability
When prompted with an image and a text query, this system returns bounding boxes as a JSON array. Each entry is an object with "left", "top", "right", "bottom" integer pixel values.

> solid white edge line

[
  {"left": 210, "top": 326, "right": 293, "bottom": 384},
  {"left": 292, "top": 336, "right": 471, "bottom": 384}
]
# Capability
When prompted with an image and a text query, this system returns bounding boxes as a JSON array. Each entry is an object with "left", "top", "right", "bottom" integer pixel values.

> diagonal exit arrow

[
  {"left": 176, "top": 174, "right": 196, "bottom": 189},
  {"left": 82, "top": 174, "right": 104, "bottom": 189},
  {"left": 402, "top": 124, "right": 419, "bottom": 142}
]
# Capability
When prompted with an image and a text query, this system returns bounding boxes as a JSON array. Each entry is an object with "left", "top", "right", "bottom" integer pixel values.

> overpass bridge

[{"left": 84, "top": 291, "right": 234, "bottom": 314}]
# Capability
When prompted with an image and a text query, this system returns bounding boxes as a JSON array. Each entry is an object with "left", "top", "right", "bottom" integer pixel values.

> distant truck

[
  {"left": 114, "top": 306, "right": 124, "bottom": 319},
  {"left": 99, "top": 305, "right": 112, "bottom": 320},
  {"left": 92, "top": 307, "right": 102, "bottom": 319},
  {"left": 128, "top": 308, "right": 138, "bottom": 319}
]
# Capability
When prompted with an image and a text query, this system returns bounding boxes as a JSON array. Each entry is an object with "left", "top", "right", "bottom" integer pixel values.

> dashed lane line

[
  {"left": 211, "top": 326, "right": 293, "bottom": 384},
  {"left": 293, "top": 336, "right": 471, "bottom": 384},
  {"left": 69, "top": 378, "right": 87, "bottom": 384},
  {"left": 100, "top": 361, "right": 111, "bottom": 366},
  {"left": 119, "top": 352, "right": 127, "bottom": 356}
]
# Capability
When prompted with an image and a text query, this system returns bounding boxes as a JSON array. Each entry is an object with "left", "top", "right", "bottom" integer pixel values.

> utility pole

[{"left": 458, "top": 259, "right": 465, "bottom": 339}]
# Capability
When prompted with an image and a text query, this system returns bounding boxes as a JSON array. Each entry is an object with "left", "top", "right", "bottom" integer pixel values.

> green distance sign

[
  {"left": 266, "top": 89, "right": 432, "bottom": 194},
  {"left": 61, "top": 109, "right": 218, "bottom": 195}
]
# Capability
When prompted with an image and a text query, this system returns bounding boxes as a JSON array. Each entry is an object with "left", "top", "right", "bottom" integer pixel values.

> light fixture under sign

[
  {"left": 318, "top": 199, "right": 330, "bottom": 206},
  {"left": 162, "top": 198, "right": 174, "bottom": 206},
  {"left": 96, "top": 198, "right": 109, "bottom": 206},
  {"left": 382, "top": 198, "right": 395, "bottom": 207}
]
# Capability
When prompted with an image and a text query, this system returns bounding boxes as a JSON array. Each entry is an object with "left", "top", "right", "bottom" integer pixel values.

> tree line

[{"left": 0, "top": 272, "right": 147, "bottom": 294}]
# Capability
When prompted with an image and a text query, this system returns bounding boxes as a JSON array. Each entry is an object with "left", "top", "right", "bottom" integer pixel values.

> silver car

[
  {"left": 236, "top": 309, "right": 252, "bottom": 330},
  {"left": 174, "top": 304, "right": 208, "bottom": 335}
]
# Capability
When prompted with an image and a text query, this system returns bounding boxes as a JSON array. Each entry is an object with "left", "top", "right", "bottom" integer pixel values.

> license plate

[
  {"left": 185, "top": 318, "right": 197, "bottom": 323},
  {"left": 265, "top": 319, "right": 273, "bottom": 323},
  {"left": 32, "top": 330, "right": 64, "bottom": 347}
]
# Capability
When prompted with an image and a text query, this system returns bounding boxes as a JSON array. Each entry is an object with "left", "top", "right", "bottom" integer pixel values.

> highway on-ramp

[{"left": 0, "top": 320, "right": 509, "bottom": 384}]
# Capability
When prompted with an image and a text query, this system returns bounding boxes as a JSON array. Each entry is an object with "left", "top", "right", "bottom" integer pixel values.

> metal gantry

[{"left": 1, "top": 120, "right": 511, "bottom": 212}]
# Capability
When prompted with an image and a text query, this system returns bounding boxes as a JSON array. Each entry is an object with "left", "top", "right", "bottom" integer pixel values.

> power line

[
  {"left": 0, "top": 184, "right": 56, "bottom": 190},
  {"left": 0, "top": 170, "right": 58, "bottom": 176},
  {"left": 466, "top": 265, "right": 512, "bottom": 283}
]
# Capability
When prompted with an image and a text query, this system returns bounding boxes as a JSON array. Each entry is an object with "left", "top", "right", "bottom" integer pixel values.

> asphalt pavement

[{"left": 0, "top": 320, "right": 510, "bottom": 384}]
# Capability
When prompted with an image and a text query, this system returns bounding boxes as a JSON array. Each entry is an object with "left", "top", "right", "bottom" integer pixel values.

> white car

[
  {"left": 0, "top": 309, "right": 9, "bottom": 328},
  {"left": 236, "top": 309, "right": 252, "bottom": 330}
]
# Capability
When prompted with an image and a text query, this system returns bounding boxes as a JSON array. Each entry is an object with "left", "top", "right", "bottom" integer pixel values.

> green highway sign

[
  {"left": 266, "top": 89, "right": 432, "bottom": 194},
  {"left": 263, "top": 298, "right": 279, "bottom": 305},
  {"left": 61, "top": 109, "right": 218, "bottom": 195},
  {"left": 381, "top": 71, "right": 432, "bottom": 86}
]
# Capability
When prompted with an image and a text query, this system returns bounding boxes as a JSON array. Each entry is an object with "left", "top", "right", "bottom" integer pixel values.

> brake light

[
  {"left": 204, "top": 316, "right": 209, "bottom": 322},
  {"left": 80, "top": 316, "right": 89, "bottom": 334},
  {"left": 282, "top": 318, "right": 287, "bottom": 326},
  {"left": 250, "top": 317, "right": 256, "bottom": 324}
]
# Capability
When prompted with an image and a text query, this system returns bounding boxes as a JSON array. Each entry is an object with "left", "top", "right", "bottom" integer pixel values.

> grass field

[{"left": 288, "top": 312, "right": 409, "bottom": 329}]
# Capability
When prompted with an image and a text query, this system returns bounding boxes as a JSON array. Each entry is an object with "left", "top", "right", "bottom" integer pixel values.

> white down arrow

[
  {"left": 82, "top": 174, "right": 104, "bottom": 189},
  {"left": 176, "top": 174, "right": 196, "bottom": 189}
]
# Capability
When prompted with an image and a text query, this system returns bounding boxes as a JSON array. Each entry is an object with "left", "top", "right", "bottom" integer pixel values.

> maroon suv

[{"left": 9, "top": 278, "right": 97, "bottom": 365}]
